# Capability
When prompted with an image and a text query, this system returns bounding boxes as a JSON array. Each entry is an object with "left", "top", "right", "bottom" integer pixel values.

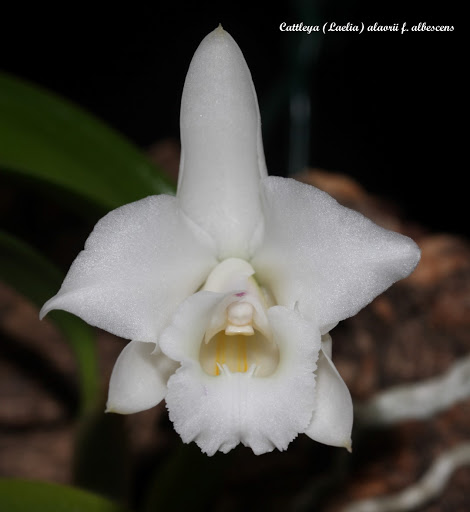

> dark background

[
  {"left": 0, "top": 1, "right": 460, "bottom": 235},
  {"left": 0, "top": 4, "right": 466, "bottom": 510}
]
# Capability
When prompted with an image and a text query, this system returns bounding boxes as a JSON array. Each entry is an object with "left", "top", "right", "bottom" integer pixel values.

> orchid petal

[
  {"left": 41, "top": 195, "right": 217, "bottom": 342},
  {"left": 305, "top": 348, "right": 353, "bottom": 450},
  {"left": 252, "top": 177, "right": 421, "bottom": 332},
  {"left": 177, "top": 26, "right": 267, "bottom": 260},
  {"left": 160, "top": 293, "right": 320, "bottom": 455},
  {"left": 106, "top": 341, "right": 178, "bottom": 414}
]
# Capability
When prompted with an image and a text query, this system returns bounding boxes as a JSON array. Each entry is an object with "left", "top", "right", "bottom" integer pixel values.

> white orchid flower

[{"left": 40, "top": 27, "right": 420, "bottom": 455}]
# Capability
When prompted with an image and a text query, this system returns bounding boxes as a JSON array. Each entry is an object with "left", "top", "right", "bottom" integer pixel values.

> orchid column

[{"left": 41, "top": 26, "right": 420, "bottom": 455}]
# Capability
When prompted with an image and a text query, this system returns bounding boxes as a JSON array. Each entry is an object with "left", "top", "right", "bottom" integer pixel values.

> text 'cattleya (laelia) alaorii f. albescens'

[{"left": 41, "top": 26, "right": 420, "bottom": 455}]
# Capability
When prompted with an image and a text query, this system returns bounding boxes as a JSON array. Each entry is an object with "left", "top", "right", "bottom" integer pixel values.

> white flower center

[{"left": 199, "top": 258, "right": 279, "bottom": 377}]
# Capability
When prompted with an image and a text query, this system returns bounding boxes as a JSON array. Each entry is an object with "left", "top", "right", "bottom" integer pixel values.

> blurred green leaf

[
  {"left": 0, "top": 479, "right": 131, "bottom": 512},
  {"left": 0, "top": 230, "right": 98, "bottom": 414},
  {"left": 74, "top": 411, "right": 131, "bottom": 503},
  {"left": 143, "top": 443, "right": 231, "bottom": 512},
  {"left": 0, "top": 72, "right": 174, "bottom": 212}
]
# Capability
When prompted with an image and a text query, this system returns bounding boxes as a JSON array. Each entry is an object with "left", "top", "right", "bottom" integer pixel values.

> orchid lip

[
  {"left": 200, "top": 329, "right": 279, "bottom": 377},
  {"left": 216, "top": 363, "right": 258, "bottom": 377}
]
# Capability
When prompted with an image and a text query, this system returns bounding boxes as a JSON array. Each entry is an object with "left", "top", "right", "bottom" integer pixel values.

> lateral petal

[
  {"left": 41, "top": 195, "right": 217, "bottom": 342},
  {"left": 177, "top": 26, "right": 267, "bottom": 259},
  {"left": 106, "top": 340, "right": 179, "bottom": 414},
  {"left": 252, "top": 177, "right": 421, "bottom": 332},
  {"left": 304, "top": 348, "right": 353, "bottom": 450}
]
